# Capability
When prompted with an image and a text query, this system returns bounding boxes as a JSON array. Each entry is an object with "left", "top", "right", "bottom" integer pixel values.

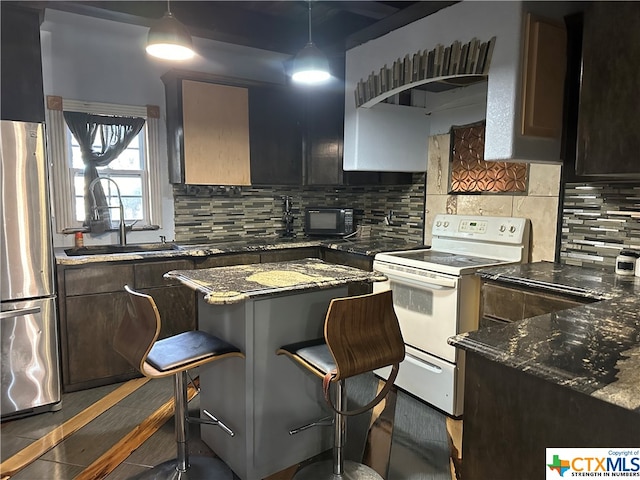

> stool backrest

[
  {"left": 324, "top": 290, "right": 404, "bottom": 381},
  {"left": 113, "top": 285, "right": 161, "bottom": 374}
]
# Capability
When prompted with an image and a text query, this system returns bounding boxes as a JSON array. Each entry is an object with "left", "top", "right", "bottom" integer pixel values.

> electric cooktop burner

[{"left": 376, "top": 249, "right": 512, "bottom": 275}]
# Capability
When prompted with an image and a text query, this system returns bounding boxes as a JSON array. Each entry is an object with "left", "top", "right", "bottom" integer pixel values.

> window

[
  {"left": 68, "top": 127, "right": 148, "bottom": 224},
  {"left": 47, "top": 98, "right": 162, "bottom": 233}
]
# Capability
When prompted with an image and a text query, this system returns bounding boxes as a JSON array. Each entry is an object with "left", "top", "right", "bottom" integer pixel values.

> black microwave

[{"left": 304, "top": 208, "right": 355, "bottom": 236}]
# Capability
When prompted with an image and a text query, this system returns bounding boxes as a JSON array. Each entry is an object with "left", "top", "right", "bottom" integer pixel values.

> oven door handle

[{"left": 381, "top": 269, "right": 457, "bottom": 290}]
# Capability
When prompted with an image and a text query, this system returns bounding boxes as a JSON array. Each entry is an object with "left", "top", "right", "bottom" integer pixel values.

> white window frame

[
  {"left": 67, "top": 128, "right": 149, "bottom": 225},
  {"left": 47, "top": 99, "right": 163, "bottom": 233}
]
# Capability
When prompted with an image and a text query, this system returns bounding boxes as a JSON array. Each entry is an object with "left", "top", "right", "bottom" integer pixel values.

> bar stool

[
  {"left": 114, "top": 285, "right": 244, "bottom": 480},
  {"left": 277, "top": 290, "right": 405, "bottom": 480}
]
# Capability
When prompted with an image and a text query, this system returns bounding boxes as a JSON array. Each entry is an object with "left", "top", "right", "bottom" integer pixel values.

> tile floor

[{"left": 1, "top": 373, "right": 457, "bottom": 480}]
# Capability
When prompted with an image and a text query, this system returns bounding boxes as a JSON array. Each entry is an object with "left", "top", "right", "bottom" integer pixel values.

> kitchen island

[
  {"left": 165, "top": 258, "right": 386, "bottom": 480},
  {"left": 448, "top": 262, "right": 640, "bottom": 480}
]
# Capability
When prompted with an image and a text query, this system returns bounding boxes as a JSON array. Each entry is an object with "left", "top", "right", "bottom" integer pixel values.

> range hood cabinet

[{"left": 344, "top": 1, "right": 581, "bottom": 171}]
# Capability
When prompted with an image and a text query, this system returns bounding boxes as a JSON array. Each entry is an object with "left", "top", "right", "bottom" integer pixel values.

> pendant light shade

[
  {"left": 291, "top": 2, "right": 330, "bottom": 84},
  {"left": 146, "top": 2, "right": 195, "bottom": 61}
]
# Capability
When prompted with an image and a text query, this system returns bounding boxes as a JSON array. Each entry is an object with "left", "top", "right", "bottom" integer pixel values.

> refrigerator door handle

[{"left": 0, "top": 307, "right": 41, "bottom": 320}]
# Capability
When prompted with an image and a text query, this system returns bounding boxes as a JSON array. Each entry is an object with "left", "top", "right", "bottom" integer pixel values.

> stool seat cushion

[
  {"left": 146, "top": 330, "right": 241, "bottom": 372},
  {"left": 279, "top": 339, "right": 336, "bottom": 375}
]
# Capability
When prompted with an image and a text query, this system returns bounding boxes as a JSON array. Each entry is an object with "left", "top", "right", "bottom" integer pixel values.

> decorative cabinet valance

[{"left": 354, "top": 37, "right": 495, "bottom": 108}]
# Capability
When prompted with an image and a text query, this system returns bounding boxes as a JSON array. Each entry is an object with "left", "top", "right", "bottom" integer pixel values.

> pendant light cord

[
  {"left": 167, "top": 0, "right": 171, "bottom": 14},
  {"left": 307, "top": 1, "right": 313, "bottom": 44}
]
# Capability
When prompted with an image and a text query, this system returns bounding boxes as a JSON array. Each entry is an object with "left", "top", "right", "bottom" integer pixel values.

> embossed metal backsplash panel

[{"left": 450, "top": 122, "right": 527, "bottom": 193}]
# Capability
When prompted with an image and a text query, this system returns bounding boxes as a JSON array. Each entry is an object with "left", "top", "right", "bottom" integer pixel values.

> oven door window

[
  {"left": 388, "top": 276, "right": 459, "bottom": 363},
  {"left": 391, "top": 281, "right": 433, "bottom": 315}
]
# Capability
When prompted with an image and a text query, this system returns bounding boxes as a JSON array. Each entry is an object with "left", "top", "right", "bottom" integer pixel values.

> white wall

[
  {"left": 40, "top": 9, "right": 289, "bottom": 247},
  {"left": 344, "top": 1, "right": 584, "bottom": 171}
]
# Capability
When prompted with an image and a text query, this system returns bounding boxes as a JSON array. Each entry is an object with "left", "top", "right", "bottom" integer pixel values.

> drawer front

[
  {"left": 195, "top": 253, "right": 261, "bottom": 269},
  {"left": 523, "top": 292, "right": 585, "bottom": 318},
  {"left": 260, "top": 248, "right": 319, "bottom": 263},
  {"left": 481, "top": 283, "right": 525, "bottom": 322},
  {"left": 64, "top": 264, "right": 134, "bottom": 296},
  {"left": 135, "top": 259, "right": 194, "bottom": 288},
  {"left": 323, "top": 250, "right": 372, "bottom": 271}
]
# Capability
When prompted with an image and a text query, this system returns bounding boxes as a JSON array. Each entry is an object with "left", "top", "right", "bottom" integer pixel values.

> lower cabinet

[
  {"left": 480, "top": 280, "right": 594, "bottom": 328},
  {"left": 63, "top": 291, "right": 136, "bottom": 390},
  {"left": 57, "top": 247, "right": 376, "bottom": 391},
  {"left": 58, "top": 258, "right": 195, "bottom": 392}
]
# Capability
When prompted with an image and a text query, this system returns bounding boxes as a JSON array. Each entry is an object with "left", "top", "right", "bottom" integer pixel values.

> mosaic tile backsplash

[
  {"left": 173, "top": 175, "right": 425, "bottom": 243},
  {"left": 561, "top": 182, "right": 640, "bottom": 267}
]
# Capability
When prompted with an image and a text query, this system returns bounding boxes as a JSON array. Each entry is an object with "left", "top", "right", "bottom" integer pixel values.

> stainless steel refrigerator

[{"left": 1, "top": 120, "right": 61, "bottom": 419}]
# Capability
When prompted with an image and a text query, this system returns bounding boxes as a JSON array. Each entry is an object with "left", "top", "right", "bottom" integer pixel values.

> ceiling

[{"left": 29, "top": 1, "right": 457, "bottom": 59}]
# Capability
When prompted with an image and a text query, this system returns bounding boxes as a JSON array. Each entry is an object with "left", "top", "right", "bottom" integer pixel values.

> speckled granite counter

[
  {"left": 448, "top": 262, "right": 640, "bottom": 480},
  {"left": 165, "top": 258, "right": 386, "bottom": 304},
  {"left": 449, "top": 261, "right": 640, "bottom": 413},
  {"left": 55, "top": 237, "right": 422, "bottom": 265}
]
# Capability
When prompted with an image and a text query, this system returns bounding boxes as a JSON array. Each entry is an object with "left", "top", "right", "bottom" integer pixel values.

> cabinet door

[
  {"left": 576, "top": 2, "right": 640, "bottom": 176},
  {"left": 0, "top": 4, "right": 44, "bottom": 122},
  {"left": 182, "top": 80, "right": 251, "bottom": 185},
  {"left": 140, "top": 285, "right": 196, "bottom": 338},
  {"left": 304, "top": 88, "right": 344, "bottom": 185},
  {"left": 249, "top": 86, "right": 302, "bottom": 185},
  {"left": 63, "top": 292, "right": 137, "bottom": 391},
  {"left": 520, "top": 13, "right": 567, "bottom": 138}
]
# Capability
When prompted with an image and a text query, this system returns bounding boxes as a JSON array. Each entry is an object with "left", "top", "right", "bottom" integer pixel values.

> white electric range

[{"left": 373, "top": 214, "right": 530, "bottom": 416}]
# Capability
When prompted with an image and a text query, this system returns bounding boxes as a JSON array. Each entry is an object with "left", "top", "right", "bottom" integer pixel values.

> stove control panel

[
  {"left": 432, "top": 214, "right": 530, "bottom": 244},
  {"left": 458, "top": 219, "right": 487, "bottom": 234}
]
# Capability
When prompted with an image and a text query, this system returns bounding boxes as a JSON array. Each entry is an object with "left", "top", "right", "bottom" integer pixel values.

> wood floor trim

[
  {"left": 74, "top": 382, "right": 198, "bottom": 480},
  {"left": 0, "top": 377, "right": 150, "bottom": 480}
]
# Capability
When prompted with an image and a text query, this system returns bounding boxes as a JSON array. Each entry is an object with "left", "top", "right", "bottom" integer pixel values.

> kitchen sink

[{"left": 64, "top": 243, "right": 182, "bottom": 256}]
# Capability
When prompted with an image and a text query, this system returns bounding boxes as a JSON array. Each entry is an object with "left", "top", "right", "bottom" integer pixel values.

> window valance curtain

[{"left": 63, "top": 111, "right": 145, "bottom": 229}]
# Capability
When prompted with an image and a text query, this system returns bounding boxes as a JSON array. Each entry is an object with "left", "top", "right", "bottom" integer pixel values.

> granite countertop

[
  {"left": 165, "top": 258, "right": 387, "bottom": 305},
  {"left": 55, "top": 236, "right": 423, "bottom": 265},
  {"left": 448, "top": 261, "right": 640, "bottom": 413}
]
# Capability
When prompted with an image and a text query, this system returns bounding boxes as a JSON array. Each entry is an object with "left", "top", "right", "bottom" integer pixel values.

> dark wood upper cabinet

[
  {"left": 249, "top": 85, "right": 303, "bottom": 185},
  {"left": 1, "top": 4, "right": 44, "bottom": 123},
  {"left": 302, "top": 85, "right": 345, "bottom": 185},
  {"left": 575, "top": 2, "right": 640, "bottom": 177},
  {"left": 301, "top": 83, "right": 413, "bottom": 186},
  {"left": 163, "top": 70, "right": 412, "bottom": 186}
]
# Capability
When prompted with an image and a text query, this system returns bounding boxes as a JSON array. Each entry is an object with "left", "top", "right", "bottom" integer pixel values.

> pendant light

[
  {"left": 291, "top": 2, "right": 330, "bottom": 84},
  {"left": 146, "top": 0, "right": 195, "bottom": 61}
]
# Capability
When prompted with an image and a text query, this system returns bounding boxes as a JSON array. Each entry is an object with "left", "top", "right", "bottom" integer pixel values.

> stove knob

[
  {"left": 443, "top": 221, "right": 450, "bottom": 228},
  {"left": 509, "top": 225, "right": 517, "bottom": 233},
  {"left": 499, "top": 225, "right": 506, "bottom": 232},
  {"left": 436, "top": 221, "right": 442, "bottom": 227}
]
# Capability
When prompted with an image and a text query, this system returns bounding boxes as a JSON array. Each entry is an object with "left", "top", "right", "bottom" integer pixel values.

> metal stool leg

[
  {"left": 175, "top": 371, "right": 189, "bottom": 473},
  {"left": 130, "top": 371, "right": 234, "bottom": 480},
  {"left": 333, "top": 379, "right": 346, "bottom": 476},
  {"left": 293, "top": 379, "right": 383, "bottom": 480}
]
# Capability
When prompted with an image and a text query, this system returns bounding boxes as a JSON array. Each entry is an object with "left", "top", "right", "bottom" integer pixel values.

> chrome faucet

[{"left": 88, "top": 177, "right": 127, "bottom": 246}]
